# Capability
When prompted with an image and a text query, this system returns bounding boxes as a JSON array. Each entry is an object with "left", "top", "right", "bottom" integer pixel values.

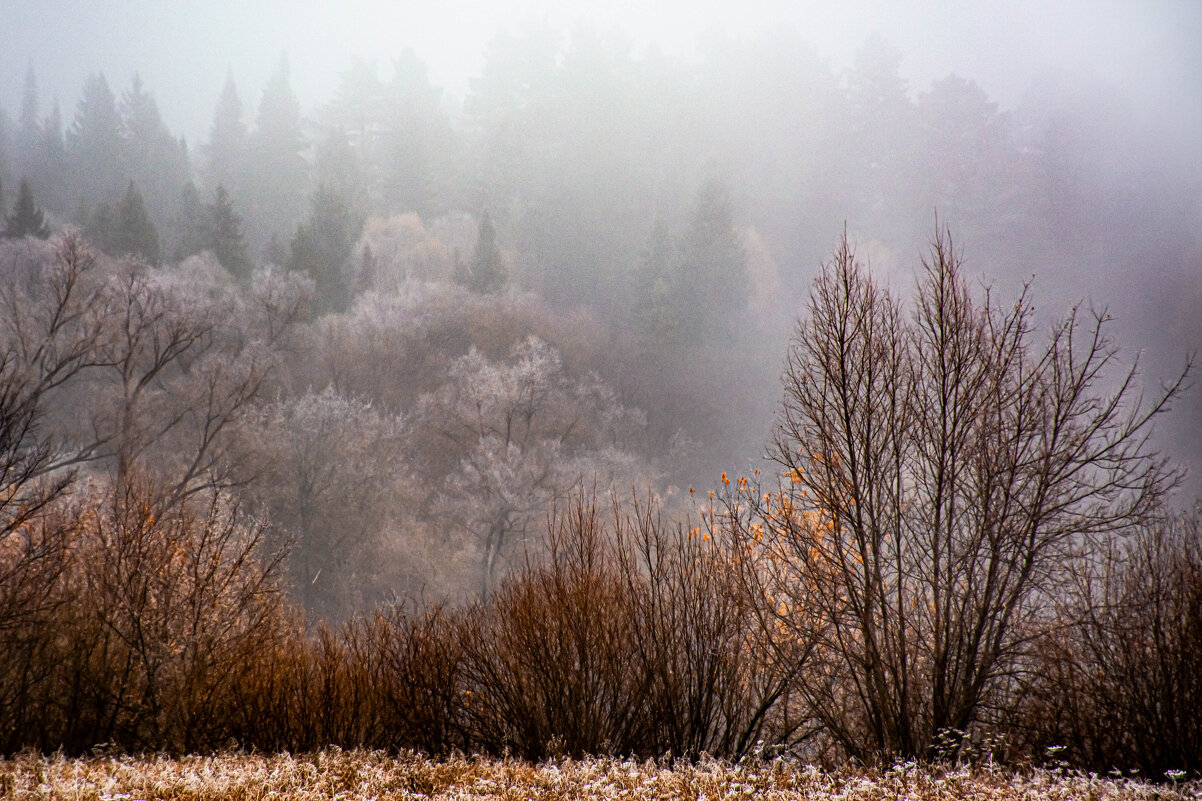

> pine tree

[
  {"left": 13, "top": 66, "right": 66, "bottom": 217},
  {"left": 844, "top": 34, "right": 919, "bottom": 236},
  {"left": 206, "top": 185, "right": 252, "bottom": 280},
  {"left": 0, "top": 116, "right": 9, "bottom": 195},
  {"left": 264, "top": 233, "right": 289, "bottom": 269},
  {"left": 120, "top": 74, "right": 190, "bottom": 241},
  {"left": 16, "top": 65, "right": 41, "bottom": 177},
  {"left": 67, "top": 73, "right": 125, "bottom": 214},
  {"left": 117, "top": 183, "right": 160, "bottom": 262},
  {"left": 289, "top": 186, "right": 359, "bottom": 314},
  {"left": 631, "top": 218, "right": 679, "bottom": 350},
  {"left": 38, "top": 100, "right": 67, "bottom": 213},
  {"left": 205, "top": 73, "right": 248, "bottom": 195},
  {"left": 313, "top": 126, "right": 364, "bottom": 207},
  {"left": 173, "top": 181, "right": 206, "bottom": 261},
  {"left": 378, "top": 49, "right": 453, "bottom": 215},
  {"left": 464, "top": 211, "right": 507, "bottom": 294},
  {"left": 247, "top": 55, "right": 309, "bottom": 250},
  {"left": 4, "top": 177, "right": 50, "bottom": 239},
  {"left": 676, "top": 174, "right": 746, "bottom": 337},
  {"left": 356, "top": 243, "right": 378, "bottom": 292},
  {"left": 91, "top": 183, "right": 159, "bottom": 261}
]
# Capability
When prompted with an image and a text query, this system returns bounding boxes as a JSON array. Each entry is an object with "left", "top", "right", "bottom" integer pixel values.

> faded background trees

[{"left": 2, "top": 22, "right": 1199, "bottom": 491}]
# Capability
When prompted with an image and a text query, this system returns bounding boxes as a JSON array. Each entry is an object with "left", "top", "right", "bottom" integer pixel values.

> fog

[
  {"left": 1, "top": 0, "right": 1200, "bottom": 613},
  {"left": 4, "top": 1, "right": 1198, "bottom": 137}
]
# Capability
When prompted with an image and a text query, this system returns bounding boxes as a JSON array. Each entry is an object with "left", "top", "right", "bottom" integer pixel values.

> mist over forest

[{"left": 1, "top": 0, "right": 1201, "bottom": 771}]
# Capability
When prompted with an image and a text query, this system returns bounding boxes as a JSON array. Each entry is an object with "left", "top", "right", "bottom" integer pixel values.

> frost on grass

[{"left": 0, "top": 751, "right": 1196, "bottom": 800}]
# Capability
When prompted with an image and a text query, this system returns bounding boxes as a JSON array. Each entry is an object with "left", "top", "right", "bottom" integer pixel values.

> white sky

[{"left": 0, "top": 0, "right": 1198, "bottom": 141}]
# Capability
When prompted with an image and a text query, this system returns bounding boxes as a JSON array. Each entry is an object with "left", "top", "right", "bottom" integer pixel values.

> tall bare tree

[
  {"left": 723, "top": 226, "right": 1187, "bottom": 760},
  {"left": 0, "top": 236, "right": 108, "bottom": 634}
]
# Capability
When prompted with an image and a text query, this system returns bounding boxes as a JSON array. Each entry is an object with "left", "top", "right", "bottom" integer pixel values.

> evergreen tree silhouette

[
  {"left": 4, "top": 177, "right": 50, "bottom": 239},
  {"left": 465, "top": 211, "right": 507, "bottom": 294},
  {"left": 206, "top": 185, "right": 251, "bottom": 280}
]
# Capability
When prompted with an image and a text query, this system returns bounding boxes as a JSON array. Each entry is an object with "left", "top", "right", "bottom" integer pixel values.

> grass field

[{"left": 0, "top": 750, "right": 1196, "bottom": 800}]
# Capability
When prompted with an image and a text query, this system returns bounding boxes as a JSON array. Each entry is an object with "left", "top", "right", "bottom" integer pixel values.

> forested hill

[{"left": 3, "top": 30, "right": 1199, "bottom": 482}]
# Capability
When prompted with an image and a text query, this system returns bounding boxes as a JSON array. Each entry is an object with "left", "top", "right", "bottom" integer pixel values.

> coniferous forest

[{"left": 1, "top": 8, "right": 1201, "bottom": 782}]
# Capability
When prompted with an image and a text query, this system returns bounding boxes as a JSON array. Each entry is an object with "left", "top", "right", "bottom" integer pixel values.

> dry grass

[{"left": 0, "top": 751, "right": 1195, "bottom": 801}]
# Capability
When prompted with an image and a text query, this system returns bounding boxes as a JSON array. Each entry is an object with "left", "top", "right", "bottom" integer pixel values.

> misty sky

[{"left": 2, "top": 0, "right": 1199, "bottom": 141}]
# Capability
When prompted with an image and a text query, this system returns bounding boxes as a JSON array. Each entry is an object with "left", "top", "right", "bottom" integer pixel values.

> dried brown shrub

[{"left": 1023, "top": 511, "right": 1202, "bottom": 777}]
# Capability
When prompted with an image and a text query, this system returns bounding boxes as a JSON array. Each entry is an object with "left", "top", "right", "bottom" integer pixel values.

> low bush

[{"left": 1022, "top": 512, "right": 1202, "bottom": 777}]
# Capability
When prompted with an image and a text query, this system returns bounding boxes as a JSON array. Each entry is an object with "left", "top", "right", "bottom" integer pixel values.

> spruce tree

[
  {"left": 91, "top": 183, "right": 159, "bottom": 261},
  {"left": 289, "top": 186, "right": 358, "bottom": 314},
  {"left": 206, "top": 185, "right": 251, "bottom": 280},
  {"left": 120, "top": 74, "right": 190, "bottom": 243},
  {"left": 356, "top": 243, "right": 378, "bottom": 292},
  {"left": 247, "top": 55, "right": 309, "bottom": 249},
  {"left": 465, "top": 211, "right": 507, "bottom": 294},
  {"left": 4, "top": 177, "right": 50, "bottom": 239},
  {"left": 13, "top": 67, "right": 66, "bottom": 217},
  {"left": 67, "top": 73, "right": 124, "bottom": 213},
  {"left": 632, "top": 218, "right": 680, "bottom": 350},
  {"left": 16, "top": 65, "right": 41, "bottom": 181},
  {"left": 39, "top": 100, "right": 67, "bottom": 214},
  {"left": 0, "top": 119, "right": 8, "bottom": 196},
  {"left": 116, "top": 182, "right": 159, "bottom": 262},
  {"left": 173, "top": 181, "right": 206, "bottom": 261},
  {"left": 205, "top": 73, "right": 248, "bottom": 195},
  {"left": 676, "top": 175, "right": 746, "bottom": 338}
]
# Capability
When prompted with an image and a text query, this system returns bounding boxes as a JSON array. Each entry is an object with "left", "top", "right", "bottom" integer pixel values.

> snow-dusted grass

[{"left": 1, "top": 750, "right": 1195, "bottom": 800}]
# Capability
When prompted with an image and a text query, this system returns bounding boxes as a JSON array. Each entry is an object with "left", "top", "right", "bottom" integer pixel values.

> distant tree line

[
  {"left": 2, "top": 32, "right": 1194, "bottom": 327},
  {"left": 4, "top": 30, "right": 1198, "bottom": 475}
]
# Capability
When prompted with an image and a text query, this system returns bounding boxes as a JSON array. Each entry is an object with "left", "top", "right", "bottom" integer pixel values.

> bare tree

[
  {"left": 0, "top": 235, "right": 108, "bottom": 634},
  {"left": 16, "top": 249, "right": 308, "bottom": 509},
  {"left": 47, "top": 475, "right": 287, "bottom": 753},
  {"left": 419, "top": 336, "right": 646, "bottom": 595},
  {"left": 723, "top": 226, "right": 1187, "bottom": 760},
  {"left": 243, "top": 387, "right": 406, "bottom": 617}
]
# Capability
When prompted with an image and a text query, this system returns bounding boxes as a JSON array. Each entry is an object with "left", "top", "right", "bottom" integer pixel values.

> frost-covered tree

[
  {"left": 241, "top": 387, "right": 405, "bottom": 618},
  {"left": 419, "top": 336, "right": 645, "bottom": 594}
]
